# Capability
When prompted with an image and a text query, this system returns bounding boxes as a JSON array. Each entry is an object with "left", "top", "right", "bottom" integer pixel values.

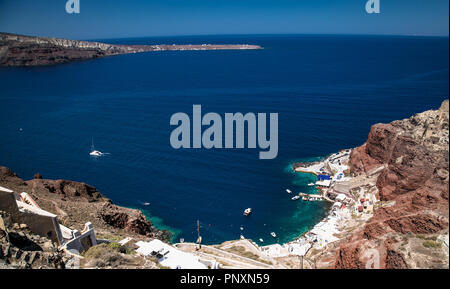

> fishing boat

[
  {"left": 271, "top": 232, "right": 277, "bottom": 238},
  {"left": 243, "top": 208, "right": 252, "bottom": 216},
  {"left": 291, "top": 196, "right": 300, "bottom": 201},
  {"left": 286, "top": 189, "right": 292, "bottom": 194},
  {"left": 259, "top": 238, "right": 264, "bottom": 243}
]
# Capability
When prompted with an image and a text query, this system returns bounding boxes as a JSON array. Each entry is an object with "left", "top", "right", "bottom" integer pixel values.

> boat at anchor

[
  {"left": 243, "top": 208, "right": 252, "bottom": 216},
  {"left": 89, "top": 138, "right": 104, "bottom": 157}
]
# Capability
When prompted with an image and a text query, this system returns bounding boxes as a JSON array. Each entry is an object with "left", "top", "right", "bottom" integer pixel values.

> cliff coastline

[
  {"left": 0, "top": 32, "right": 262, "bottom": 67},
  {"left": 1, "top": 100, "right": 448, "bottom": 269}
]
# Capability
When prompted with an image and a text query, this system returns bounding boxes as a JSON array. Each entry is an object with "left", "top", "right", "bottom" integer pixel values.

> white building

[
  {"left": 335, "top": 193, "right": 347, "bottom": 203},
  {"left": 315, "top": 179, "right": 331, "bottom": 188},
  {"left": 136, "top": 239, "right": 214, "bottom": 269},
  {"left": 288, "top": 243, "right": 312, "bottom": 257}
]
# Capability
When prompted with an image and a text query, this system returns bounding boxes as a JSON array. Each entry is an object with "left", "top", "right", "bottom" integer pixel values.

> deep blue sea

[{"left": 0, "top": 35, "right": 448, "bottom": 245}]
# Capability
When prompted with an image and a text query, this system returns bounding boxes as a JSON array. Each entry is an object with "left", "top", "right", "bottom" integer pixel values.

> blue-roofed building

[{"left": 317, "top": 174, "right": 331, "bottom": 181}]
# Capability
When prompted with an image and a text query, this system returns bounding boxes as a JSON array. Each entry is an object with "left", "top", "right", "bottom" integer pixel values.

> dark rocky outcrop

[
  {"left": 98, "top": 203, "right": 168, "bottom": 240},
  {"left": 0, "top": 166, "right": 172, "bottom": 243},
  {"left": 26, "top": 178, "right": 106, "bottom": 203}
]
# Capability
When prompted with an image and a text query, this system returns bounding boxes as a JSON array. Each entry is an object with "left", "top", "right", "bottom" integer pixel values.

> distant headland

[{"left": 0, "top": 32, "right": 262, "bottom": 67}]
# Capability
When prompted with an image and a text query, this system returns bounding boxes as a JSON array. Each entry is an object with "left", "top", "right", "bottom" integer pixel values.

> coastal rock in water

[
  {"left": 98, "top": 203, "right": 171, "bottom": 241},
  {"left": 99, "top": 203, "right": 151, "bottom": 235},
  {"left": 335, "top": 99, "right": 449, "bottom": 269}
]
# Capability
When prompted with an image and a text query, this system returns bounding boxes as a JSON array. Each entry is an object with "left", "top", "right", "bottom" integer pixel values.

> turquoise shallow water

[{"left": 0, "top": 35, "right": 448, "bottom": 245}]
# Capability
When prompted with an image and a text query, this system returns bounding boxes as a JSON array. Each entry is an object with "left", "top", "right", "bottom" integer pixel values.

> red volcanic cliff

[{"left": 335, "top": 100, "right": 449, "bottom": 269}]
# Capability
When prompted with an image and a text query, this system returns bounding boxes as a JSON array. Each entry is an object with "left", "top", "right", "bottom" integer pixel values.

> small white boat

[
  {"left": 291, "top": 196, "right": 300, "bottom": 201},
  {"left": 143, "top": 202, "right": 150, "bottom": 206},
  {"left": 286, "top": 189, "right": 292, "bottom": 194},
  {"left": 90, "top": 150, "right": 103, "bottom": 157},
  {"left": 243, "top": 208, "right": 252, "bottom": 216},
  {"left": 259, "top": 238, "right": 264, "bottom": 243},
  {"left": 271, "top": 232, "right": 277, "bottom": 238},
  {"left": 240, "top": 234, "right": 245, "bottom": 240},
  {"left": 308, "top": 183, "right": 315, "bottom": 186},
  {"left": 89, "top": 139, "right": 104, "bottom": 157},
  {"left": 240, "top": 226, "right": 244, "bottom": 231}
]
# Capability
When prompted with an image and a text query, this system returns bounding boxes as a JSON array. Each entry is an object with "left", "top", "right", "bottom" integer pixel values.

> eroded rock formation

[
  {"left": 0, "top": 167, "right": 172, "bottom": 243},
  {"left": 0, "top": 211, "right": 66, "bottom": 269},
  {"left": 335, "top": 100, "right": 449, "bottom": 269}
]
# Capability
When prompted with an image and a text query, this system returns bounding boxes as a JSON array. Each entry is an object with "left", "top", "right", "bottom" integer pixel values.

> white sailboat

[{"left": 89, "top": 138, "right": 104, "bottom": 157}]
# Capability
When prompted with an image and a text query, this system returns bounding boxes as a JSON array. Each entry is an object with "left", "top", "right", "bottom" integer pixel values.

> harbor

[{"left": 188, "top": 148, "right": 381, "bottom": 268}]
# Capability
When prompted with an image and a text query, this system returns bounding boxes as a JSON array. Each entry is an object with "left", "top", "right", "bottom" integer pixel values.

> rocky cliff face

[
  {"left": 0, "top": 167, "right": 171, "bottom": 243},
  {"left": 0, "top": 32, "right": 261, "bottom": 67},
  {"left": 1, "top": 211, "right": 66, "bottom": 269},
  {"left": 335, "top": 100, "right": 449, "bottom": 269}
]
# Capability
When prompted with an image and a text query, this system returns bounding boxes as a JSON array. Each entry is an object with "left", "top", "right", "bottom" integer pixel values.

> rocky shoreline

[
  {"left": 0, "top": 166, "right": 171, "bottom": 243},
  {"left": 312, "top": 99, "right": 449, "bottom": 269},
  {"left": 203, "top": 99, "right": 449, "bottom": 269},
  {"left": 0, "top": 32, "right": 262, "bottom": 67}
]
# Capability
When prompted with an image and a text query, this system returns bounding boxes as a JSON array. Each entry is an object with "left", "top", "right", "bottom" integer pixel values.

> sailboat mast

[{"left": 196, "top": 220, "right": 202, "bottom": 250}]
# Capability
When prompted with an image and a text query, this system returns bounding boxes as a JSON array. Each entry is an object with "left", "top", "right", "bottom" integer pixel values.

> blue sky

[{"left": 0, "top": 0, "right": 448, "bottom": 39}]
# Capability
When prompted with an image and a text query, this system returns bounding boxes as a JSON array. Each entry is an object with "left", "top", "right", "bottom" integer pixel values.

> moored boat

[{"left": 89, "top": 138, "right": 104, "bottom": 157}]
